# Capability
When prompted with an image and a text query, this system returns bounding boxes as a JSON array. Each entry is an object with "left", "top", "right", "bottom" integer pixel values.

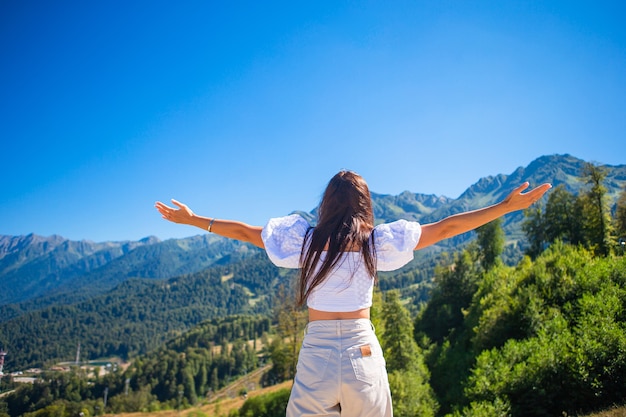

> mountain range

[
  {"left": 2, "top": 154, "right": 625, "bottom": 309},
  {"left": 0, "top": 154, "right": 625, "bottom": 369}
]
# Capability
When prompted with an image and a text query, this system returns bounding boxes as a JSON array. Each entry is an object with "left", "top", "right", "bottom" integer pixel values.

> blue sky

[{"left": 1, "top": 1, "right": 625, "bottom": 242}]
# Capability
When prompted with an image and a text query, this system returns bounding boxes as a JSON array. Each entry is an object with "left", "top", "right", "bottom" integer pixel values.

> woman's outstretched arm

[
  {"left": 155, "top": 199, "right": 265, "bottom": 248},
  {"left": 415, "top": 182, "right": 552, "bottom": 250}
]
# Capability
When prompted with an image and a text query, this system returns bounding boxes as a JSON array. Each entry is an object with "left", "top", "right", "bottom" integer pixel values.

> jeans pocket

[
  {"left": 296, "top": 347, "right": 333, "bottom": 384},
  {"left": 347, "top": 344, "right": 386, "bottom": 385}
]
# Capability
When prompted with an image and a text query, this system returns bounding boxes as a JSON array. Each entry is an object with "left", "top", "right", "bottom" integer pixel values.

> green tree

[
  {"left": 522, "top": 206, "right": 546, "bottom": 258},
  {"left": 475, "top": 218, "right": 504, "bottom": 270},
  {"left": 273, "top": 285, "right": 307, "bottom": 381},
  {"left": 580, "top": 162, "right": 613, "bottom": 255},
  {"left": 543, "top": 184, "right": 584, "bottom": 245},
  {"left": 614, "top": 185, "right": 626, "bottom": 245},
  {"left": 369, "top": 288, "right": 384, "bottom": 340},
  {"left": 235, "top": 388, "right": 290, "bottom": 417},
  {"left": 210, "top": 367, "right": 219, "bottom": 392},
  {"left": 387, "top": 371, "right": 438, "bottom": 417},
  {"left": 464, "top": 245, "right": 626, "bottom": 416},
  {"left": 382, "top": 291, "right": 438, "bottom": 417},
  {"left": 107, "top": 386, "right": 157, "bottom": 413},
  {"left": 382, "top": 291, "right": 420, "bottom": 372},
  {"left": 415, "top": 249, "right": 479, "bottom": 343},
  {"left": 523, "top": 185, "right": 585, "bottom": 257}
]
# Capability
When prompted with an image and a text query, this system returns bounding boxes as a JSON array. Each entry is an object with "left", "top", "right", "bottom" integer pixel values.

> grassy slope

[
  {"left": 116, "top": 380, "right": 292, "bottom": 417},
  {"left": 106, "top": 375, "right": 626, "bottom": 417}
]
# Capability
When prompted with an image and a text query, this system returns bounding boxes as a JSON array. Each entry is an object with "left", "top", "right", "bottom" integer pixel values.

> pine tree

[
  {"left": 580, "top": 162, "right": 613, "bottom": 256},
  {"left": 415, "top": 249, "right": 479, "bottom": 343},
  {"left": 476, "top": 218, "right": 504, "bottom": 270},
  {"left": 544, "top": 185, "right": 584, "bottom": 245},
  {"left": 381, "top": 290, "right": 438, "bottom": 417},
  {"left": 523, "top": 206, "right": 546, "bottom": 258},
  {"left": 381, "top": 290, "right": 420, "bottom": 373},
  {"left": 614, "top": 185, "right": 626, "bottom": 249}
]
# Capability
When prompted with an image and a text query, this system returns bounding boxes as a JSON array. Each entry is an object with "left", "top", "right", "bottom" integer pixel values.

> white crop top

[{"left": 261, "top": 214, "right": 422, "bottom": 312}]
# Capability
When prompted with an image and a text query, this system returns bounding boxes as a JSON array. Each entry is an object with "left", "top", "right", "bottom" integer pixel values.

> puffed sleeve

[
  {"left": 261, "top": 214, "right": 310, "bottom": 269},
  {"left": 374, "top": 220, "right": 422, "bottom": 271}
]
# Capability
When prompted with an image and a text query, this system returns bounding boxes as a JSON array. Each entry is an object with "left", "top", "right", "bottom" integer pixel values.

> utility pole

[
  {"left": 0, "top": 349, "right": 6, "bottom": 383},
  {"left": 178, "top": 389, "right": 184, "bottom": 417}
]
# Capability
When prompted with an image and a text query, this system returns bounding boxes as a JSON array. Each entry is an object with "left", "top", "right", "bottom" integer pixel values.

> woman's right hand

[{"left": 155, "top": 199, "right": 194, "bottom": 225}]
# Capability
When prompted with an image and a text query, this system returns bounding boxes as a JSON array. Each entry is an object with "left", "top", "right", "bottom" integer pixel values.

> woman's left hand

[{"left": 502, "top": 182, "right": 552, "bottom": 211}]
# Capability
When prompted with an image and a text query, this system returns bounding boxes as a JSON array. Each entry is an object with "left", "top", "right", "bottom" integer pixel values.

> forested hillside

[
  {"left": 0, "top": 235, "right": 157, "bottom": 305},
  {"left": 0, "top": 234, "right": 254, "bottom": 308},
  {"left": 0, "top": 249, "right": 440, "bottom": 371},
  {"left": 419, "top": 244, "right": 626, "bottom": 416},
  {"left": 0, "top": 253, "right": 286, "bottom": 369},
  {"left": 2, "top": 247, "right": 624, "bottom": 417},
  {"left": 2, "top": 315, "right": 272, "bottom": 415},
  {"left": 1, "top": 154, "right": 626, "bottom": 417}
]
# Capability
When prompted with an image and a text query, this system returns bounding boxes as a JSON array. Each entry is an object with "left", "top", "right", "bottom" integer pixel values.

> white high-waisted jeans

[{"left": 286, "top": 319, "right": 393, "bottom": 417}]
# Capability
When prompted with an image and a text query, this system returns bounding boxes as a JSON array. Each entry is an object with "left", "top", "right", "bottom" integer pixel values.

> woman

[{"left": 155, "top": 171, "right": 551, "bottom": 417}]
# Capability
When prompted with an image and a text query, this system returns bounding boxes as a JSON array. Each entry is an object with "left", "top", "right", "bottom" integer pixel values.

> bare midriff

[{"left": 308, "top": 307, "right": 371, "bottom": 321}]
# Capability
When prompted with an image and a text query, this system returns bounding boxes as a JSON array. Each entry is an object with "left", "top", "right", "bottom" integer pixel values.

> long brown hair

[{"left": 297, "top": 170, "right": 377, "bottom": 307}]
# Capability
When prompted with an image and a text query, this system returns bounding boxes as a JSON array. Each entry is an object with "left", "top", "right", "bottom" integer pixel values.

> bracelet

[{"left": 208, "top": 218, "right": 216, "bottom": 233}]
